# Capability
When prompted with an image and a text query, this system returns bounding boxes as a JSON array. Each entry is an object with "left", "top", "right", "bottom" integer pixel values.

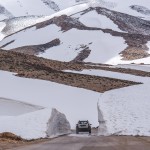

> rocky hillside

[{"left": 0, "top": 0, "right": 150, "bottom": 64}]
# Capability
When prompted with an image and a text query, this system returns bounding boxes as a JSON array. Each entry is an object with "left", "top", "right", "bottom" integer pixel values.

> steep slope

[
  {"left": 103, "top": 0, "right": 150, "bottom": 20},
  {"left": 0, "top": 2, "right": 150, "bottom": 64},
  {"left": 0, "top": 0, "right": 90, "bottom": 41},
  {"left": 0, "top": 0, "right": 149, "bottom": 19},
  {"left": 0, "top": 0, "right": 87, "bottom": 20},
  {"left": 0, "top": 2, "right": 90, "bottom": 40}
]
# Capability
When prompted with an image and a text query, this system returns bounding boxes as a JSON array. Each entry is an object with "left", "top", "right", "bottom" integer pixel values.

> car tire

[
  {"left": 89, "top": 130, "right": 91, "bottom": 134},
  {"left": 76, "top": 127, "right": 79, "bottom": 134},
  {"left": 89, "top": 127, "right": 91, "bottom": 134}
]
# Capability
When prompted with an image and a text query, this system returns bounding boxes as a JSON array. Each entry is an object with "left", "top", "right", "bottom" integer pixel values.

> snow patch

[
  {"left": 89, "top": 0, "right": 117, "bottom": 9},
  {"left": 0, "top": 97, "right": 43, "bottom": 116},
  {"left": 112, "top": 64, "right": 150, "bottom": 72},
  {"left": 79, "top": 10, "right": 123, "bottom": 32}
]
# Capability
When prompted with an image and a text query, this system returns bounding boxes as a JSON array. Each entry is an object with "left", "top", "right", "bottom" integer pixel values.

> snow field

[
  {"left": 0, "top": 71, "right": 100, "bottom": 129},
  {"left": 0, "top": 97, "right": 43, "bottom": 116},
  {"left": 0, "top": 25, "right": 127, "bottom": 64},
  {"left": 79, "top": 10, "right": 123, "bottom": 32}
]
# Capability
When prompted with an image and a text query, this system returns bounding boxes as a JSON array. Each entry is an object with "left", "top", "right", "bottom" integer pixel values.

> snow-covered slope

[
  {"left": 0, "top": 0, "right": 88, "bottom": 20},
  {"left": 97, "top": 71, "right": 150, "bottom": 136},
  {"left": 0, "top": 0, "right": 149, "bottom": 19},
  {"left": 0, "top": 2, "right": 89, "bottom": 39},
  {"left": 0, "top": 0, "right": 150, "bottom": 64},
  {"left": 0, "top": 24, "right": 127, "bottom": 64},
  {"left": 0, "top": 0, "right": 89, "bottom": 40},
  {"left": 102, "top": 0, "right": 150, "bottom": 20}
]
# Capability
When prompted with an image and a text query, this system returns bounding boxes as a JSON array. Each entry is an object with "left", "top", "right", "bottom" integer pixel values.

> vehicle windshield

[{"left": 79, "top": 121, "right": 88, "bottom": 124}]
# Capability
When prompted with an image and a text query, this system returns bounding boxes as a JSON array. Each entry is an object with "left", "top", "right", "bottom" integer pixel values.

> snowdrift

[
  {"left": 0, "top": 70, "right": 99, "bottom": 129},
  {"left": 97, "top": 69, "right": 150, "bottom": 136},
  {"left": 66, "top": 65, "right": 150, "bottom": 136},
  {"left": 0, "top": 108, "right": 71, "bottom": 140}
]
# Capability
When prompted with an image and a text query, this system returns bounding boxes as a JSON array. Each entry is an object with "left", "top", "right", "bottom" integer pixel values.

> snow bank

[
  {"left": 0, "top": 70, "right": 100, "bottom": 128},
  {"left": 0, "top": 108, "right": 71, "bottom": 140},
  {"left": 47, "top": 108, "right": 71, "bottom": 138},
  {"left": 65, "top": 67, "right": 150, "bottom": 136},
  {"left": 97, "top": 103, "right": 108, "bottom": 136},
  {"left": 97, "top": 70, "right": 150, "bottom": 136},
  {"left": 1, "top": 67, "right": 150, "bottom": 137},
  {"left": 98, "top": 83, "right": 150, "bottom": 136}
]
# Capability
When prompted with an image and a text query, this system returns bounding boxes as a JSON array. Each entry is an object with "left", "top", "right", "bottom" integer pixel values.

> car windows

[{"left": 79, "top": 121, "right": 88, "bottom": 124}]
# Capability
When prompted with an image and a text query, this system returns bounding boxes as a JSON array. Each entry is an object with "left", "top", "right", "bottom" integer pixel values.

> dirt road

[{"left": 12, "top": 135, "right": 150, "bottom": 150}]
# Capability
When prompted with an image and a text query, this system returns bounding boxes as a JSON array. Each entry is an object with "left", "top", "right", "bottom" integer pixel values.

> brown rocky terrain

[
  {"left": 1, "top": 50, "right": 149, "bottom": 76},
  {"left": 0, "top": 132, "right": 49, "bottom": 150},
  {"left": 121, "top": 46, "right": 150, "bottom": 60},
  {"left": 1, "top": 39, "right": 60, "bottom": 55},
  {"left": 0, "top": 50, "right": 143, "bottom": 93},
  {"left": 11, "top": 39, "right": 60, "bottom": 55},
  {"left": 71, "top": 45, "right": 91, "bottom": 62}
]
